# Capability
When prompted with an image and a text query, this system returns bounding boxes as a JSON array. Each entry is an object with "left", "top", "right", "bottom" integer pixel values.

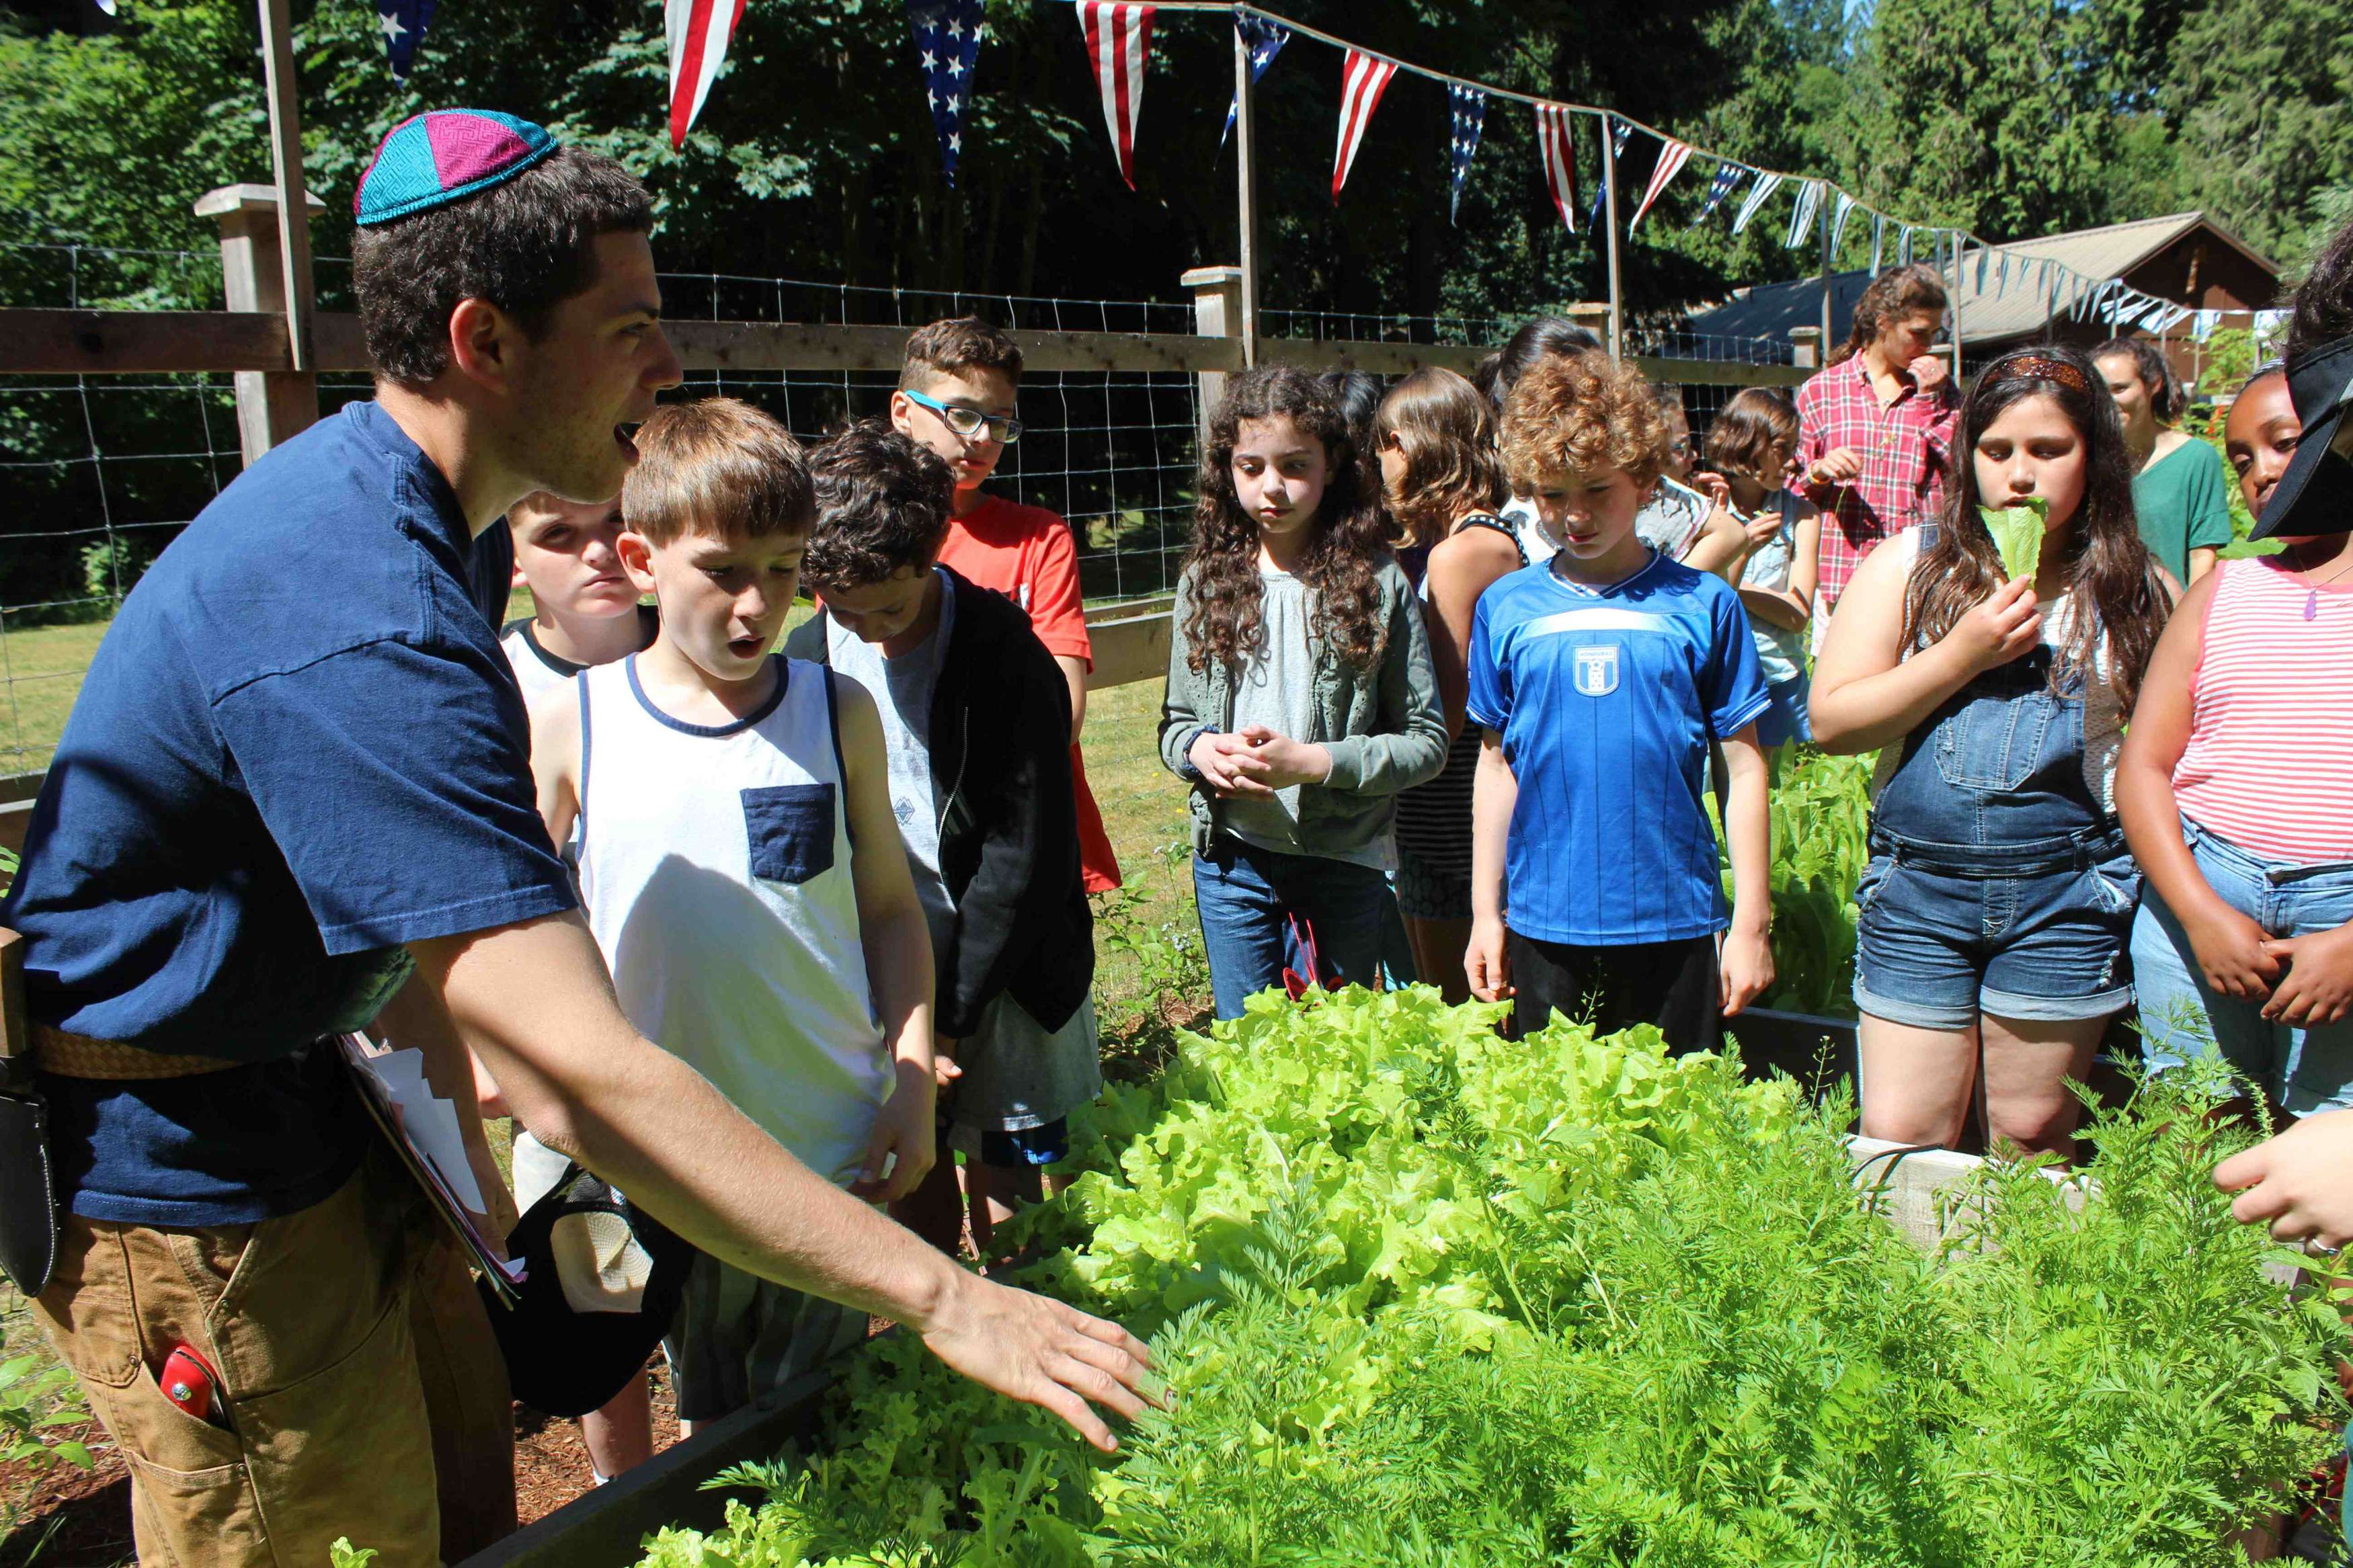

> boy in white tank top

[{"left": 526, "top": 399, "right": 940, "bottom": 1432}]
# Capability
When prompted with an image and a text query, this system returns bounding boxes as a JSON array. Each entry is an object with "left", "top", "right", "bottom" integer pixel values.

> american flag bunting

[
  {"left": 907, "top": 0, "right": 985, "bottom": 185},
  {"left": 1076, "top": 3, "right": 1154, "bottom": 188},
  {"left": 1586, "top": 116, "right": 1628, "bottom": 231},
  {"left": 1533, "top": 104, "right": 1581, "bottom": 233},
  {"left": 1221, "top": 11, "right": 1289, "bottom": 147},
  {"left": 1689, "top": 162, "right": 1741, "bottom": 226},
  {"left": 1628, "top": 136, "right": 1689, "bottom": 233},
  {"left": 378, "top": 0, "right": 436, "bottom": 79},
  {"left": 1447, "top": 83, "right": 1486, "bottom": 223},
  {"left": 1330, "top": 48, "right": 1398, "bottom": 203},
  {"left": 665, "top": 0, "right": 746, "bottom": 149}
]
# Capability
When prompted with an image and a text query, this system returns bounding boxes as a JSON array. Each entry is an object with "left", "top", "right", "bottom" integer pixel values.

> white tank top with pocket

[{"left": 573, "top": 655, "right": 891, "bottom": 1186}]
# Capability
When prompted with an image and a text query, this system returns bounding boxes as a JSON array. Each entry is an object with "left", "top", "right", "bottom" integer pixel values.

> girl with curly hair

[
  {"left": 1464, "top": 351, "right": 1776, "bottom": 1052},
  {"left": 1157, "top": 365, "right": 1447, "bottom": 1019},
  {"left": 1813, "top": 343, "right": 2175, "bottom": 1161}
]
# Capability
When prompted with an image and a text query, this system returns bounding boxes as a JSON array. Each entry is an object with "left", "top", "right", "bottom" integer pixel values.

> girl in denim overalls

[{"left": 1814, "top": 345, "right": 2174, "bottom": 1158}]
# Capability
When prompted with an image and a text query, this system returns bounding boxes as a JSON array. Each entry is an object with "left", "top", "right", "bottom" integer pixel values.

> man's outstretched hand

[
  {"left": 2215, "top": 1108, "right": 2353, "bottom": 1250},
  {"left": 921, "top": 1272, "right": 1162, "bottom": 1452}
]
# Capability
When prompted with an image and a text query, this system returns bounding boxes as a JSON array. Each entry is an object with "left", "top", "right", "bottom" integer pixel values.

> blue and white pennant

[
  {"left": 907, "top": 0, "right": 986, "bottom": 185},
  {"left": 1688, "top": 162, "right": 1741, "bottom": 227},
  {"left": 378, "top": 0, "right": 436, "bottom": 79},
  {"left": 1446, "top": 83, "right": 1485, "bottom": 223},
  {"left": 1586, "top": 116, "right": 1629, "bottom": 232},
  {"left": 1221, "top": 12, "right": 1290, "bottom": 147},
  {"left": 1730, "top": 169, "right": 1782, "bottom": 235},
  {"left": 1784, "top": 179, "right": 1822, "bottom": 249}
]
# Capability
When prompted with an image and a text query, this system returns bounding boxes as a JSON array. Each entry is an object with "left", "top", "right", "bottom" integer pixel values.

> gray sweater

[{"left": 1157, "top": 557, "right": 1447, "bottom": 860}]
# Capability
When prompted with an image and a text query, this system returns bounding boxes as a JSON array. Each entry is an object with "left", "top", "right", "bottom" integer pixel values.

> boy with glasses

[{"left": 890, "top": 318, "right": 1123, "bottom": 901}]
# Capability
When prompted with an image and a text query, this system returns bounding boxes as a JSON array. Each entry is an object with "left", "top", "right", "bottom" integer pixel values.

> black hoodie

[{"left": 785, "top": 567, "right": 1093, "bottom": 1037}]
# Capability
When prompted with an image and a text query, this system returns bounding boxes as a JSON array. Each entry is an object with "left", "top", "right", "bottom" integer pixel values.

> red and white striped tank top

[{"left": 2172, "top": 557, "right": 2353, "bottom": 864}]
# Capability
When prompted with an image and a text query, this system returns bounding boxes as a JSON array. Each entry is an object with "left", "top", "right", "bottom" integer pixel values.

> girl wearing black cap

[{"left": 2118, "top": 219, "right": 2353, "bottom": 1120}]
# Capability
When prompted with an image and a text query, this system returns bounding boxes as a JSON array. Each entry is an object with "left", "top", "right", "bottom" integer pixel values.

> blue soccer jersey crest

[{"left": 1466, "top": 552, "right": 1769, "bottom": 946}]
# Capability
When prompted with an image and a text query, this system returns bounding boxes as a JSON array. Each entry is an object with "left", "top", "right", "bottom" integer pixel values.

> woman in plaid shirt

[{"left": 1797, "top": 264, "right": 1960, "bottom": 616}]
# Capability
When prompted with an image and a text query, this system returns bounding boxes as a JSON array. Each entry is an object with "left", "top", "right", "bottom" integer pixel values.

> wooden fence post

[
  {"left": 1182, "top": 265, "right": 1243, "bottom": 451},
  {"left": 195, "top": 183, "right": 323, "bottom": 464},
  {"left": 1600, "top": 117, "right": 1624, "bottom": 362},
  {"left": 1789, "top": 326, "right": 1821, "bottom": 370}
]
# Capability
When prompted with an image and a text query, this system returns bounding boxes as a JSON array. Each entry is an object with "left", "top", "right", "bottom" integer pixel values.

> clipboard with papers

[{"left": 338, "top": 1033, "right": 528, "bottom": 1305}]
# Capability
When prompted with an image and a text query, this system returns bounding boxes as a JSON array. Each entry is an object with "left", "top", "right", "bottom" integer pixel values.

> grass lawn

[
  {"left": 0, "top": 626, "right": 1197, "bottom": 1557},
  {"left": 0, "top": 617, "right": 112, "bottom": 780}
]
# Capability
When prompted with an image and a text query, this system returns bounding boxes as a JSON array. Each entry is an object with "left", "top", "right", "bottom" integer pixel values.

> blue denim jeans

[
  {"left": 1193, "top": 838, "right": 1392, "bottom": 1020},
  {"left": 2132, "top": 817, "right": 2353, "bottom": 1114}
]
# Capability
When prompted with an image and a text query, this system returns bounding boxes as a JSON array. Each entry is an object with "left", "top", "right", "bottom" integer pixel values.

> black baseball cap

[
  {"left": 477, "top": 1161, "right": 696, "bottom": 1417},
  {"left": 2250, "top": 333, "right": 2353, "bottom": 540}
]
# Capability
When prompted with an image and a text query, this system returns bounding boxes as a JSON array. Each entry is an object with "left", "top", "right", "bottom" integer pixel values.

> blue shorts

[
  {"left": 1753, "top": 672, "right": 1811, "bottom": 749},
  {"left": 2132, "top": 817, "right": 2353, "bottom": 1114},
  {"left": 1851, "top": 844, "right": 2140, "bottom": 1032}
]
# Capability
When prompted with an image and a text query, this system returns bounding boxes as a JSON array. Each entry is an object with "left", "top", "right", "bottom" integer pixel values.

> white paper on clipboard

[{"left": 338, "top": 1034, "right": 528, "bottom": 1302}]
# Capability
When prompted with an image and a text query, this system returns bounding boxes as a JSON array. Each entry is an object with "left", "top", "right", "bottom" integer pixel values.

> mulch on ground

[{"left": 0, "top": 1361, "right": 684, "bottom": 1567}]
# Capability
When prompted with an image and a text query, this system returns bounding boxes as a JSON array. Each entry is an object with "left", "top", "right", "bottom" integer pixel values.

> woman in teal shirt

[{"left": 2095, "top": 337, "right": 2235, "bottom": 583}]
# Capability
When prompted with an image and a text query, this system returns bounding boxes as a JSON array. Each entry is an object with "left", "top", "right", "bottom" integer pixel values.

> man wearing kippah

[{"left": 1, "top": 110, "right": 1154, "bottom": 1565}]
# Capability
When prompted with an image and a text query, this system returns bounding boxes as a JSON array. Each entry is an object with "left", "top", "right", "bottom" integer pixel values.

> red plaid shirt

[{"left": 1796, "top": 356, "right": 1960, "bottom": 610}]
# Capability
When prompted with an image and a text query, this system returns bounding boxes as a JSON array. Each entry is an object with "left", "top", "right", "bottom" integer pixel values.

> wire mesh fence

[{"left": 1, "top": 240, "right": 1802, "bottom": 778}]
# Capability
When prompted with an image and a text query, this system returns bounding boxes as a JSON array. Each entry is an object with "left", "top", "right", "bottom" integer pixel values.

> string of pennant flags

[
  {"left": 346, "top": 0, "right": 2249, "bottom": 343},
  {"left": 1047, "top": 1, "right": 2202, "bottom": 335}
]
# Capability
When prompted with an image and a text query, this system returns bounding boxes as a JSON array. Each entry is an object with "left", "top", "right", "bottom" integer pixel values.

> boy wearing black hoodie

[{"left": 789, "top": 421, "right": 1097, "bottom": 1254}]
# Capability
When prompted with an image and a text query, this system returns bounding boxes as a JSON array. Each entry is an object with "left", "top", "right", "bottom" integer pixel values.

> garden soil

[{"left": 0, "top": 1359, "right": 687, "bottom": 1566}]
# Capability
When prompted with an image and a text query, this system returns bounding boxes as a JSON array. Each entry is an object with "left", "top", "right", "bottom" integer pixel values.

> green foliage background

[
  {"left": 1, "top": 0, "right": 2347, "bottom": 620},
  {"left": 5, "top": 0, "right": 2351, "bottom": 320}
]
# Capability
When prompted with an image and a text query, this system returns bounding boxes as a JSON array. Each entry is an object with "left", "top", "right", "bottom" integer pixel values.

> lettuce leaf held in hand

[{"left": 1981, "top": 496, "right": 2049, "bottom": 583}]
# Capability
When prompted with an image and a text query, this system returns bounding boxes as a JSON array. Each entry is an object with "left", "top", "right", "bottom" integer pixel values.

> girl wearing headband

[{"left": 1812, "top": 343, "right": 2172, "bottom": 1160}]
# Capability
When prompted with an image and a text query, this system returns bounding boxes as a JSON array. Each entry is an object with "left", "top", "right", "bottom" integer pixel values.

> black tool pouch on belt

[{"left": 0, "top": 930, "right": 58, "bottom": 1296}]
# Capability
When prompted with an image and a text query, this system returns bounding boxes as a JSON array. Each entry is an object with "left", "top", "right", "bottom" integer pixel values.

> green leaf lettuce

[{"left": 1981, "top": 495, "right": 2049, "bottom": 581}]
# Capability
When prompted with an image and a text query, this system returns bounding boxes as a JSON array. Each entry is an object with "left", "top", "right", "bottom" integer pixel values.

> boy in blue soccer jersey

[{"left": 1464, "top": 351, "right": 1776, "bottom": 1051}]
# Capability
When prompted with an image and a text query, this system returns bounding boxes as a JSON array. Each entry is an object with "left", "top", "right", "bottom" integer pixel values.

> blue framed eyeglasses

[{"left": 902, "top": 388, "right": 1022, "bottom": 446}]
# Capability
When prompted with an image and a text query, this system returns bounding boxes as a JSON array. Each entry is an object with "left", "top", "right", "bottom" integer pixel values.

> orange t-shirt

[{"left": 936, "top": 497, "right": 1123, "bottom": 892}]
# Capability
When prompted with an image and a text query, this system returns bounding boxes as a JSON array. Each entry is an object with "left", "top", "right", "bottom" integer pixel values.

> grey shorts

[{"left": 662, "top": 1249, "right": 864, "bottom": 1423}]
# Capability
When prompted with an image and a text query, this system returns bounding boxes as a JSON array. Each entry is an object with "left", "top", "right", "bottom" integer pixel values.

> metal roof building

[{"left": 1680, "top": 212, "right": 2282, "bottom": 370}]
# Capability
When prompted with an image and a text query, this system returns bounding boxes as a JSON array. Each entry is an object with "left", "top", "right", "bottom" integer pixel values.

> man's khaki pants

[{"left": 30, "top": 1147, "right": 515, "bottom": 1566}]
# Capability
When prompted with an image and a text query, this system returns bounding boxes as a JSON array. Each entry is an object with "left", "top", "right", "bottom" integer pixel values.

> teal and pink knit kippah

[{"left": 353, "top": 109, "right": 560, "bottom": 226}]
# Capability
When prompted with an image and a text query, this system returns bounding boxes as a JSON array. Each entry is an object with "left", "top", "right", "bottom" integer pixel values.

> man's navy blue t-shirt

[{"left": 2, "top": 401, "right": 579, "bottom": 1225}]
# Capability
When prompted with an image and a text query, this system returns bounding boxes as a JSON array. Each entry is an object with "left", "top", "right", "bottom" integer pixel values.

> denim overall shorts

[{"left": 1852, "top": 639, "right": 2139, "bottom": 1032}]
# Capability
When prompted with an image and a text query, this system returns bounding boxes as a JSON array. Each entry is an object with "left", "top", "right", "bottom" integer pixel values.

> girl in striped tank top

[
  {"left": 1379, "top": 368, "right": 1516, "bottom": 1003},
  {"left": 2118, "top": 368, "right": 2353, "bottom": 1116}
]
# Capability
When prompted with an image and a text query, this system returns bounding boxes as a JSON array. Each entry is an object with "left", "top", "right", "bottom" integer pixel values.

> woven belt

[{"left": 32, "top": 1026, "right": 238, "bottom": 1081}]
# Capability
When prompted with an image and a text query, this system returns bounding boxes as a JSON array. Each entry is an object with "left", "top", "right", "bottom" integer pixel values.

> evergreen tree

[{"left": 2163, "top": 0, "right": 2353, "bottom": 270}]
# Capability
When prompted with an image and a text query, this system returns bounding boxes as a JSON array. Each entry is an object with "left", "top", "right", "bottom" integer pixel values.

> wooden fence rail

[{"left": 0, "top": 306, "right": 1808, "bottom": 390}]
